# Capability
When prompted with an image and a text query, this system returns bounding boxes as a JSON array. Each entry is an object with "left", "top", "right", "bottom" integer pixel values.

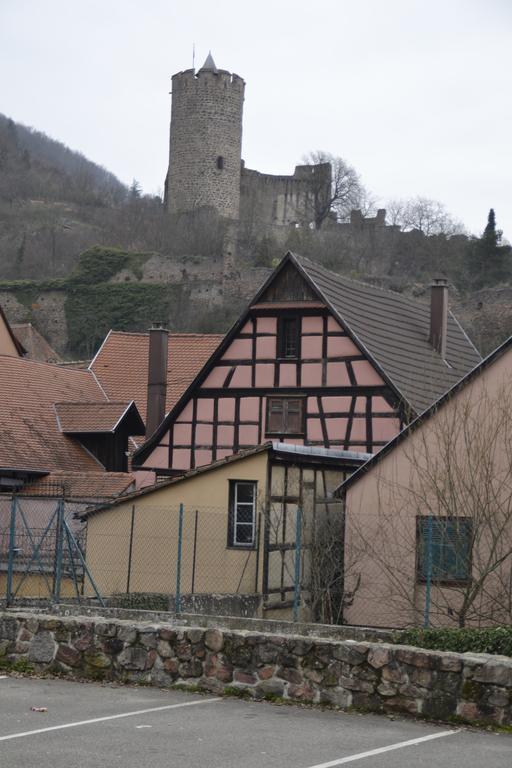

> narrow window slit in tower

[{"left": 217, "top": 156, "right": 224, "bottom": 170}]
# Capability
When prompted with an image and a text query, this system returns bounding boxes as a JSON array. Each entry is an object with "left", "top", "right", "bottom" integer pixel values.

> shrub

[
  {"left": 394, "top": 626, "right": 512, "bottom": 657},
  {"left": 110, "top": 593, "right": 170, "bottom": 612}
]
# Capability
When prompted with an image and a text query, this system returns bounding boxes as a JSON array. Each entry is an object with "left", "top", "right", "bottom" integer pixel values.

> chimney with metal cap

[
  {"left": 146, "top": 323, "right": 169, "bottom": 437},
  {"left": 429, "top": 278, "right": 448, "bottom": 358}
]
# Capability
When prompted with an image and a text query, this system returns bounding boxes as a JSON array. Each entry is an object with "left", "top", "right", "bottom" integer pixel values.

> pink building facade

[{"left": 135, "top": 256, "right": 410, "bottom": 479}]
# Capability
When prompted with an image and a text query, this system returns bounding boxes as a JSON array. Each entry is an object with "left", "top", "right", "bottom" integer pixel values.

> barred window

[
  {"left": 277, "top": 317, "right": 299, "bottom": 359},
  {"left": 417, "top": 517, "right": 472, "bottom": 583},
  {"left": 228, "top": 481, "right": 257, "bottom": 547}
]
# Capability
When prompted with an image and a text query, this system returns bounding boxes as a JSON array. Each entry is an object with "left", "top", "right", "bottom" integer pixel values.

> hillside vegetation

[{"left": 0, "top": 114, "right": 511, "bottom": 358}]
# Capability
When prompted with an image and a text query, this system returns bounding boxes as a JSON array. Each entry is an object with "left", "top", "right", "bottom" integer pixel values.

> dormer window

[
  {"left": 217, "top": 156, "right": 224, "bottom": 170},
  {"left": 277, "top": 317, "right": 299, "bottom": 359}
]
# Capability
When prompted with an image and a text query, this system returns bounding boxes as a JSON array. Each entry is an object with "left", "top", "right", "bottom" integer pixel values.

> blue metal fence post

[
  {"left": 176, "top": 504, "right": 184, "bottom": 615},
  {"left": 6, "top": 496, "right": 17, "bottom": 605},
  {"left": 423, "top": 515, "right": 433, "bottom": 628},
  {"left": 53, "top": 498, "right": 65, "bottom": 603},
  {"left": 293, "top": 507, "right": 303, "bottom": 623}
]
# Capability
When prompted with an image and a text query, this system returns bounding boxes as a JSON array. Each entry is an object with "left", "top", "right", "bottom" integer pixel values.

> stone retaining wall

[{"left": 1, "top": 612, "right": 511, "bottom": 726}]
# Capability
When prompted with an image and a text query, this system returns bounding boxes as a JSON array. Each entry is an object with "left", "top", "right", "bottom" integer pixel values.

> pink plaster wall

[
  {"left": 307, "top": 419, "right": 324, "bottom": 441},
  {"left": 176, "top": 402, "right": 193, "bottom": 422},
  {"left": 321, "top": 396, "right": 352, "bottom": 413},
  {"left": 326, "top": 363, "right": 351, "bottom": 386},
  {"left": 372, "top": 417, "right": 401, "bottom": 443},
  {"left": 174, "top": 423, "right": 192, "bottom": 444},
  {"left": 307, "top": 396, "right": 319, "bottom": 414},
  {"left": 301, "top": 336, "right": 323, "bottom": 359},
  {"left": 230, "top": 366, "right": 252, "bottom": 387},
  {"left": 302, "top": 363, "right": 322, "bottom": 386},
  {"left": 279, "top": 364, "right": 296, "bottom": 386},
  {"left": 256, "top": 336, "right": 276, "bottom": 359},
  {"left": 218, "top": 398, "right": 235, "bottom": 421},
  {"left": 197, "top": 399, "right": 214, "bottom": 420},
  {"left": 195, "top": 424, "right": 213, "bottom": 445},
  {"left": 350, "top": 418, "right": 367, "bottom": 442},
  {"left": 327, "top": 336, "right": 360, "bottom": 357},
  {"left": 257, "top": 317, "right": 277, "bottom": 333},
  {"left": 222, "top": 338, "right": 252, "bottom": 359},
  {"left": 302, "top": 316, "right": 323, "bottom": 333},
  {"left": 195, "top": 449, "right": 212, "bottom": 467},
  {"left": 173, "top": 449, "right": 191, "bottom": 470},
  {"left": 240, "top": 397, "right": 260, "bottom": 421},
  {"left": 255, "top": 363, "right": 274, "bottom": 387},
  {"left": 327, "top": 317, "right": 343, "bottom": 332},
  {"left": 202, "top": 367, "right": 231, "bottom": 387},
  {"left": 326, "top": 417, "right": 348, "bottom": 441},
  {"left": 352, "top": 360, "right": 384, "bottom": 386},
  {"left": 217, "top": 425, "right": 234, "bottom": 446},
  {"left": 239, "top": 425, "right": 259, "bottom": 445}
]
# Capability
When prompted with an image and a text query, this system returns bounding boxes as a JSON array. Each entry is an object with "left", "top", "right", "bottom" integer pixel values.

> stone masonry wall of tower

[{"left": 165, "top": 66, "right": 245, "bottom": 220}]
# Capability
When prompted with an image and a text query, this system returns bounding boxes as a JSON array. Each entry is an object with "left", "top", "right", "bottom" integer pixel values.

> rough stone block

[
  {"left": 117, "top": 646, "right": 148, "bottom": 671},
  {"left": 139, "top": 631, "right": 158, "bottom": 649},
  {"left": 473, "top": 662, "right": 512, "bottom": 688},
  {"left": 368, "top": 647, "right": 391, "bottom": 669},
  {"left": 255, "top": 679, "right": 285, "bottom": 698},
  {"left": 187, "top": 628, "right": 204, "bottom": 644},
  {"left": 257, "top": 665, "right": 275, "bottom": 680},
  {"left": 276, "top": 666, "right": 303, "bottom": 685},
  {"left": 234, "top": 670, "right": 257, "bottom": 685},
  {"left": 28, "top": 631, "right": 56, "bottom": 663},
  {"left": 205, "top": 629, "right": 224, "bottom": 652},
  {"left": 56, "top": 644, "right": 82, "bottom": 668},
  {"left": 157, "top": 640, "right": 173, "bottom": 658},
  {"left": 395, "top": 647, "right": 438, "bottom": 669},
  {"left": 117, "top": 626, "right": 138, "bottom": 645},
  {"left": 179, "top": 660, "right": 203, "bottom": 678},
  {"left": 333, "top": 644, "right": 366, "bottom": 665},
  {"left": 84, "top": 649, "right": 111, "bottom": 669}
]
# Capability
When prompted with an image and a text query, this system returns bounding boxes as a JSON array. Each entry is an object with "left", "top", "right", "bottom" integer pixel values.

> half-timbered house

[{"left": 133, "top": 252, "right": 481, "bottom": 482}]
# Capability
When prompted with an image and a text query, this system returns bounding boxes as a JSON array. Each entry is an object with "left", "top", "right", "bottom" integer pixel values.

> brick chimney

[
  {"left": 429, "top": 278, "right": 448, "bottom": 358},
  {"left": 146, "top": 323, "right": 169, "bottom": 437}
]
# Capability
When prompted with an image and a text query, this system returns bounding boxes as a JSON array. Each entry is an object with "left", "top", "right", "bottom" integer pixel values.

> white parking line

[
  {"left": 305, "top": 729, "right": 459, "bottom": 767},
  {"left": 0, "top": 676, "right": 7, "bottom": 680},
  {"left": 0, "top": 697, "right": 222, "bottom": 742}
]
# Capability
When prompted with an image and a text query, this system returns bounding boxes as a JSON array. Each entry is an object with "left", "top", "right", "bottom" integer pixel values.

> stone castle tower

[{"left": 164, "top": 53, "right": 245, "bottom": 220}]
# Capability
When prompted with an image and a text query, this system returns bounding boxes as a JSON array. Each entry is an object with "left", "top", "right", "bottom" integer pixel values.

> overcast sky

[{"left": 1, "top": 0, "right": 510, "bottom": 238}]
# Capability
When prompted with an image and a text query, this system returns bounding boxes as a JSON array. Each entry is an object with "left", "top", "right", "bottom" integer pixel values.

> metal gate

[{"left": 2, "top": 496, "right": 103, "bottom": 606}]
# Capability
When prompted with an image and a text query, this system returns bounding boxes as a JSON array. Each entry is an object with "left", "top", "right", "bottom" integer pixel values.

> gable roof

[
  {"left": 289, "top": 253, "right": 481, "bottom": 413},
  {"left": 89, "top": 331, "right": 223, "bottom": 424},
  {"left": 0, "top": 355, "right": 109, "bottom": 473},
  {"left": 54, "top": 401, "right": 144, "bottom": 435},
  {"left": 133, "top": 252, "right": 480, "bottom": 466},
  {"left": 12, "top": 322, "right": 61, "bottom": 362},
  {"left": 336, "top": 334, "right": 512, "bottom": 495}
]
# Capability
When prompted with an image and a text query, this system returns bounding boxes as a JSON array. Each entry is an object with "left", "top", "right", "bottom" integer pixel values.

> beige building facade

[
  {"left": 339, "top": 337, "right": 512, "bottom": 629},
  {"left": 83, "top": 442, "right": 367, "bottom": 620}
]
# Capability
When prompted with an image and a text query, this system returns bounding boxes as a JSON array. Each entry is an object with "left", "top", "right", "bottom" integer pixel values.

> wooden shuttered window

[{"left": 266, "top": 397, "right": 304, "bottom": 436}]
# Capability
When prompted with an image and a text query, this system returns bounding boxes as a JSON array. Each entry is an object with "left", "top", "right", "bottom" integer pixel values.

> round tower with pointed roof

[{"left": 164, "top": 53, "right": 245, "bottom": 220}]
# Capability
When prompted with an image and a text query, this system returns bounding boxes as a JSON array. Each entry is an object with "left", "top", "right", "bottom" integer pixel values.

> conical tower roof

[{"left": 198, "top": 51, "right": 217, "bottom": 74}]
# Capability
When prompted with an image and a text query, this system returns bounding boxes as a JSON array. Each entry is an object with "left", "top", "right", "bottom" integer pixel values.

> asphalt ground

[{"left": 0, "top": 675, "right": 510, "bottom": 767}]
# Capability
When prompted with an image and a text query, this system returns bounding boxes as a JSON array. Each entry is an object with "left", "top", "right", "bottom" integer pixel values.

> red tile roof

[
  {"left": 19, "top": 471, "right": 135, "bottom": 500},
  {"left": 55, "top": 401, "right": 135, "bottom": 433},
  {"left": 12, "top": 323, "right": 62, "bottom": 363},
  {"left": 0, "top": 355, "right": 107, "bottom": 473},
  {"left": 90, "top": 331, "right": 223, "bottom": 422}
]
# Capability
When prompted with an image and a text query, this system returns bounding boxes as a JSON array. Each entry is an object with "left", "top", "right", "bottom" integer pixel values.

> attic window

[
  {"left": 277, "top": 317, "right": 299, "bottom": 359},
  {"left": 217, "top": 156, "right": 224, "bottom": 170}
]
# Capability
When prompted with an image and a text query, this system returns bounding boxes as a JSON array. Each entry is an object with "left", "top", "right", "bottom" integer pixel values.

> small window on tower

[{"left": 217, "top": 156, "right": 224, "bottom": 170}]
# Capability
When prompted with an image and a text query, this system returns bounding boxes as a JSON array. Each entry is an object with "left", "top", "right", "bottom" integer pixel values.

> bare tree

[
  {"left": 385, "top": 196, "right": 465, "bottom": 236},
  {"left": 302, "top": 151, "right": 365, "bottom": 229},
  {"left": 345, "top": 379, "right": 512, "bottom": 628}
]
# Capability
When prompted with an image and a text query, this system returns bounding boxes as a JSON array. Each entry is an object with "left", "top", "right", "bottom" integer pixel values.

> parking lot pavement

[{"left": 0, "top": 676, "right": 510, "bottom": 767}]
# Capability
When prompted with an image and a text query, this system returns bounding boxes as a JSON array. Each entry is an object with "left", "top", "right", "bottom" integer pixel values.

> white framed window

[{"left": 228, "top": 480, "right": 257, "bottom": 547}]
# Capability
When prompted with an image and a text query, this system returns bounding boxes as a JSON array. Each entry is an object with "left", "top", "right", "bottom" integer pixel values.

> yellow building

[{"left": 82, "top": 442, "right": 369, "bottom": 621}]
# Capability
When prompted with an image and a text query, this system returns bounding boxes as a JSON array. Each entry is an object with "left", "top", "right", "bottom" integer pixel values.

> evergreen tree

[{"left": 465, "top": 209, "right": 511, "bottom": 288}]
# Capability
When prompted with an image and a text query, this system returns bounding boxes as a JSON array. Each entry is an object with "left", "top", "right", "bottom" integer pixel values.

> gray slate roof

[
  {"left": 292, "top": 253, "right": 481, "bottom": 414},
  {"left": 199, "top": 52, "right": 217, "bottom": 73}
]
